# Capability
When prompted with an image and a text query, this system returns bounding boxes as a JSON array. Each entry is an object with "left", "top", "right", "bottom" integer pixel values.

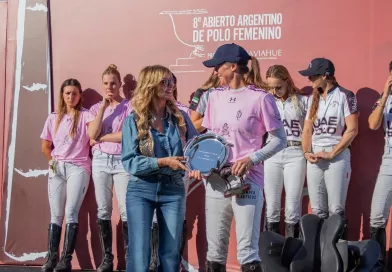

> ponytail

[
  {"left": 308, "top": 89, "right": 321, "bottom": 122},
  {"left": 238, "top": 57, "right": 268, "bottom": 89},
  {"left": 308, "top": 75, "right": 339, "bottom": 122}
]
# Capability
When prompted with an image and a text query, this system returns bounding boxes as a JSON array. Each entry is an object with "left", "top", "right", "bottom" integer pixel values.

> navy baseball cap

[
  {"left": 203, "top": 43, "right": 251, "bottom": 68},
  {"left": 299, "top": 58, "right": 335, "bottom": 77}
]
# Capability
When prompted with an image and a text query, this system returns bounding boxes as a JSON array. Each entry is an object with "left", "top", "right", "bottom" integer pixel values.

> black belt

[{"left": 287, "top": 141, "right": 301, "bottom": 147}]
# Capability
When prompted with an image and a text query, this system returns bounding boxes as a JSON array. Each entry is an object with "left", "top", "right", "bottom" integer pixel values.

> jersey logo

[
  {"left": 236, "top": 110, "right": 242, "bottom": 120},
  {"left": 229, "top": 97, "right": 236, "bottom": 103},
  {"left": 222, "top": 123, "right": 230, "bottom": 136},
  {"left": 348, "top": 97, "right": 358, "bottom": 113}
]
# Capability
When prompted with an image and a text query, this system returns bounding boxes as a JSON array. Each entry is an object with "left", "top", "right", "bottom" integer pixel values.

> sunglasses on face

[{"left": 161, "top": 79, "right": 175, "bottom": 87}]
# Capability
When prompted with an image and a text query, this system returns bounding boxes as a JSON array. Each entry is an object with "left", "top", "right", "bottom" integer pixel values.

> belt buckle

[{"left": 287, "top": 141, "right": 301, "bottom": 147}]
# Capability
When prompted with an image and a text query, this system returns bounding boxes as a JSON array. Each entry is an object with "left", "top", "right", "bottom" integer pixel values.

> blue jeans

[{"left": 126, "top": 174, "right": 186, "bottom": 272}]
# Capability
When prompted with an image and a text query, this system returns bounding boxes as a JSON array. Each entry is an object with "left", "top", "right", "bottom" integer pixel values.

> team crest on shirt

[
  {"left": 236, "top": 110, "right": 242, "bottom": 120},
  {"left": 331, "top": 101, "right": 339, "bottom": 107},
  {"left": 222, "top": 123, "right": 230, "bottom": 136}
]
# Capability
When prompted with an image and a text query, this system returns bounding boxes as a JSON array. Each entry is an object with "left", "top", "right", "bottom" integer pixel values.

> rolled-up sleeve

[{"left": 121, "top": 114, "right": 160, "bottom": 176}]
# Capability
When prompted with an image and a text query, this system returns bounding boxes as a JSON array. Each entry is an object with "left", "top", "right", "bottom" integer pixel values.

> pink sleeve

[
  {"left": 40, "top": 114, "right": 54, "bottom": 141},
  {"left": 261, "top": 94, "right": 283, "bottom": 132},
  {"left": 86, "top": 103, "right": 99, "bottom": 124}
]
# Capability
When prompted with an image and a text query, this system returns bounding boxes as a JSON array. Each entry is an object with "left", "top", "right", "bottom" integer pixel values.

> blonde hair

[
  {"left": 243, "top": 56, "right": 267, "bottom": 89},
  {"left": 266, "top": 65, "right": 301, "bottom": 111},
  {"left": 55, "top": 79, "right": 83, "bottom": 138},
  {"left": 131, "top": 65, "right": 186, "bottom": 140},
  {"left": 102, "top": 64, "right": 121, "bottom": 83}
]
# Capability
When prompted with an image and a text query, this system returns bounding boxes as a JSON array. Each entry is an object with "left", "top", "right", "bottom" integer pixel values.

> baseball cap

[
  {"left": 299, "top": 58, "right": 335, "bottom": 77},
  {"left": 203, "top": 43, "right": 251, "bottom": 68}
]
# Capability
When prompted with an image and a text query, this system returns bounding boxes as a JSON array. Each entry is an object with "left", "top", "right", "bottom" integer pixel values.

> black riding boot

[
  {"left": 206, "top": 261, "right": 226, "bottom": 272},
  {"left": 370, "top": 227, "right": 386, "bottom": 262},
  {"left": 240, "top": 261, "right": 262, "bottom": 272},
  {"left": 42, "top": 224, "right": 62, "bottom": 272},
  {"left": 97, "top": 219, "right": 114, "bottom": 272},
  {"left": 285, "top": 222, "right": 300, "bottom": 238},
  {"left": 149, "top": 222, "right": 159, "bottom": 272},
  {"left": 341, "top": 219, "right": 348, "bottom": 240},
  {"left": 266, "top": 221, "right": 280, "bottom": 234},
  {"left": 53, "top": 223, "right": 78, "bottom": 272},
  {"left": 123, "top": 221, "right": 129, "bottom": 264}
]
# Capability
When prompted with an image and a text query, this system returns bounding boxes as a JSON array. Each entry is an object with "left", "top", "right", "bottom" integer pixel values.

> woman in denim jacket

[{"left": 121, "top": 65, "right": 200, "bottom": 272}]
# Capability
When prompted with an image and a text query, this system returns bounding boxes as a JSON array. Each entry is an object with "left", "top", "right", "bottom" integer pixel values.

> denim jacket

[{"left": 121, "top": 110, "right": 199, "bottom": 182}]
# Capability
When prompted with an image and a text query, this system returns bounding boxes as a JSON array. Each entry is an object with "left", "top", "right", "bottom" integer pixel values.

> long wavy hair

[
  {"left": 131, "top": 65, "right": 186, "bottom": 140},
  {"left": 55, "top": 78, "right": 83, "bottom": 138},
  {"left": 266, "top": 65, "right": 301, "bottom": 111},
  {"left": 242, "top": 56, "right": 268, "bottom": 89}
]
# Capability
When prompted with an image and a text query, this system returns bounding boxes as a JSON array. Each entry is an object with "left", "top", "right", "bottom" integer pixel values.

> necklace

[{"left": 150, "top": 113, "right": 164, "bottom": 122}]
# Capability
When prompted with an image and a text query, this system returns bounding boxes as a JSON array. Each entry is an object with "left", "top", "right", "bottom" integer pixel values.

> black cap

[
  {"left": 203, "top": 43, "right": 251, "bottom": 68},
  {"left": 299, "top": 58, "right": 335, "bottom": 77}
]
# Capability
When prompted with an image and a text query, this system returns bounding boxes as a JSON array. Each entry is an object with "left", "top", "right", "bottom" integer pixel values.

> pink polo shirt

[
  {"left": 40, "top": 109, "right": 92, "bottom": 174},
  {"left": 87, "top": 99, "right": 131, "bottom": 155},
  {"left": 202, "top": 85, "right": 283, "bottom": 187}
]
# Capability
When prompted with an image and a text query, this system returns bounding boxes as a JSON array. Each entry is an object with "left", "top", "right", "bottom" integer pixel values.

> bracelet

[
  {"left": 378, "top": 104, "right": 385, "bottom": 108},
  {"left": 303, "top": 151, "right": 310, "bottom": 156}
]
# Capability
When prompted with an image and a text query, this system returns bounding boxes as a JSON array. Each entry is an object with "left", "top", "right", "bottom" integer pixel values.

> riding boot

[
  {"left": 53, "top": 223, "right": 78, "bottom": 272},
  {"left": 206, "top": 261, "right": 226, "bottom": 272},
  {"left": 97, "top": 219, "right": 114, "bottom": 272},
  {"left": 285, "top": 222, "right": 300, "bottom": 238},
  {"left": 266, "top": 221, "right": 280, "bottom": 235},
  {"left": 41, "top": 224, "right": 62, "bottom": 272}
]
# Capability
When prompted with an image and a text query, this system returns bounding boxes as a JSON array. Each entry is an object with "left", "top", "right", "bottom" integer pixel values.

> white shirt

[
  {"left": 306, "top": 85, "right": 358, "bottom": 147},
  {"left": 373, "top": 94, "right": 392, "bottom": 146},
  {"left": 272, "top": 94, "right": 308, "bottom": 142}
]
